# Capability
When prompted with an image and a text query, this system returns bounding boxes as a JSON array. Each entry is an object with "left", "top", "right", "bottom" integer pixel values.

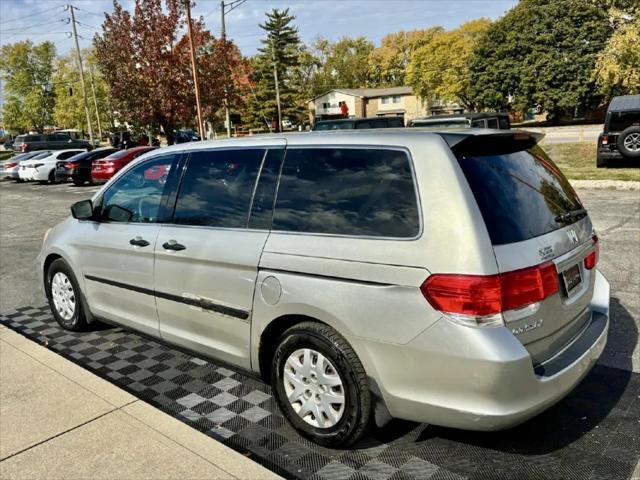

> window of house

[{"left": 322, "top": 102, "right": 330, "bottom": 109}]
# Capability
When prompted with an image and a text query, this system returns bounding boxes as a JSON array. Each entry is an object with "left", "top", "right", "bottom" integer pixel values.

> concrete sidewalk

[{"left": 0, "top": 325, "right": 280, "bottom": 480}]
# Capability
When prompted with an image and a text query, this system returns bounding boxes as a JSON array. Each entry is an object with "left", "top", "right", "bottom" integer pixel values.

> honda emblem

[{"left": 566, "top": 229, "right": 579, "bottom": 245}]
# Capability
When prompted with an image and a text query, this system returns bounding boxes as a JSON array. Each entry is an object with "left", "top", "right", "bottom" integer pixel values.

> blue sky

[
  {"left": 0, "top": 0, "right": 518, "bottom": 108},
  {"left": 1, "top": 0, "right": 517, "bottom": 56}
]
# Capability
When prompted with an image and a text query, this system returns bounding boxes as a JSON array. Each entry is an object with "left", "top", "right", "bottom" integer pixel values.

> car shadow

[{"left": 361, "top": 297, "right": 636, "bottom": 460}]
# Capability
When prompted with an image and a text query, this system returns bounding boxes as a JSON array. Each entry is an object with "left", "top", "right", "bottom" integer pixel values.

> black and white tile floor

[{"left": 2, "top": 306, "right": 638, "bottom": 480}]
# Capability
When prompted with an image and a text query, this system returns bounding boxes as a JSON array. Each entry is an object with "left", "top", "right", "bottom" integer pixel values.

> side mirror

[{"left": 71, "top": 199, "right": 94, "bottom": 220}]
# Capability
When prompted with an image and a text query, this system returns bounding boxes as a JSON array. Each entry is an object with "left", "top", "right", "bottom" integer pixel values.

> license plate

[{"left": 562, "top": 264, "right": 582, "bottom": 294}]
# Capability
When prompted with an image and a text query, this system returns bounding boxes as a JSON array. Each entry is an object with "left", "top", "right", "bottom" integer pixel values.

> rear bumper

[
  {"left": 597, "top": 149, "right": 624, "bottom": 160},
  {"left": 352, "top": 269, "right": 610, "bottom": 431},
  {"left": 0, "top": 168, "right": 19, "bottom": 179}
]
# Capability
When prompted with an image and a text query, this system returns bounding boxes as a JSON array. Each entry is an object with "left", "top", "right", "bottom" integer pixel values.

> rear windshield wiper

[{"left": 554, "top": 208, "right": 587, "bottom": 223}]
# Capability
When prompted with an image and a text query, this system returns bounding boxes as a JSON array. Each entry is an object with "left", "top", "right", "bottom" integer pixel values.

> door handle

[
  {"left": 163, "top": 240, "right": 186, "bottom": 251},
  {"left": 129, "top": 237, "right": 150, "bottom": 247}
]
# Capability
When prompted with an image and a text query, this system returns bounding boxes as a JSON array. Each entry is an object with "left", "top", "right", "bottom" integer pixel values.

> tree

[
  {"left": 406, "top": 20, "right": 490, "bottom": 109},
  {"left": 468, "top": 0, "right": 613, "bottom": 120},
  {"left": 594, "top": 11, "right": 640, "bottom": 96},
  {"left": 0, "top": 41, "right": 56, "bottom": 131},
  {"left": 93, "top": 0, "right": 244, "bottom": 139},
  {"left": 369, "top": 28, "right": 443, "bottom": 87},
  {"left": 52, "top": 50, "right": 114, "bottom": 134},
  {"left": 246, "top": 8, "right": 305, "bottom": 130},
  {"left": 308, "top": 37, "right": 375, "bottom": 95}
]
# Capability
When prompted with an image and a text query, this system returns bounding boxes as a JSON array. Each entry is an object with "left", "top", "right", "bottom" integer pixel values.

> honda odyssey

[{"left": 38, "top": 129, "right": 609, "bottom": 446}]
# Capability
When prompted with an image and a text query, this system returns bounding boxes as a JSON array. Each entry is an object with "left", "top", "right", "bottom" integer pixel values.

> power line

[
  {"left": 0, "top": 19, "right": 67, "bottom": 33},
  {"left": 0, "top": 4, "right": 65, "bottom": 25}
]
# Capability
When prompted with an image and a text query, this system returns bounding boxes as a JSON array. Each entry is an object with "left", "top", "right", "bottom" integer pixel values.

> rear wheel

[
  {"left": 46, "top": 258, "right": 87, "bottom": 331},
  {"left": 271, "top": 321, "right": 371, "bottom": 447},
  {"left": 48, "top": 169, "right": 57, "bottom": 184}
]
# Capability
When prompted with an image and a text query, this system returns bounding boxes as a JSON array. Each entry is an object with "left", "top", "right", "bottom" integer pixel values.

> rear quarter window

[{"left": 273, "top": 147, "right": 420, "bottom": 238}]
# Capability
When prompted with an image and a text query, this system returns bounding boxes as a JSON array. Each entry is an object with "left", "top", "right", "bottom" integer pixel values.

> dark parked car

[
  {"left": 597, "top": 95, "right": 640, "bottom": 168},
  {"left": 313, "top": 117, "right": 405, "bottom": 131},
  {"left": 55, "top": 148, "right": 118, "bottom": 185},
  {"left": 174, "top": 129, "right": 200, "bottom": 143},
  {"left": 13, "top": 133, "right": 92, "bottom": 153},
  {"left": 408, "top": 112, "right": 511, "bottom": 129}
]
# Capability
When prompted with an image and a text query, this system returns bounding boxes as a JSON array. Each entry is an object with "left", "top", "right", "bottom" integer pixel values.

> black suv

[
  {"left": 597, "top": 95, "right": 640, "bottom": 168},
  {"left": 408, "top": 112, "right": 511, "bottom": 129},
  {"left": 13, "top": 133, "right": 92, "bottom": 153}
]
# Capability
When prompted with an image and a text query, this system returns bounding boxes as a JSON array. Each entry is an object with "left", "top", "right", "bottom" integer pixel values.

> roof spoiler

[{"left": 439, "top": 130, "right": 545, "bottom": 156}]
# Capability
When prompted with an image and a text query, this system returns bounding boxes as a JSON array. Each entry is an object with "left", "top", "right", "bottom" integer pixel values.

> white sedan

[{"left": 19, "top": 149, "right": 85, "bottom": 183}]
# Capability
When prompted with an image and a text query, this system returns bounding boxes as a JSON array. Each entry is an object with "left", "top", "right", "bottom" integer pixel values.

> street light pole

[
  {"left": 185, "top": 0, "right": 205, "bottom": 140},
  {"left": 68, "top": 5, "right": 94, "bottom": 144},
  {"left": 271, "top": 39, "right": 282, "bottom": 133},
  {"left": 87, "top": 64, "right": 103, "bottom": 139}
]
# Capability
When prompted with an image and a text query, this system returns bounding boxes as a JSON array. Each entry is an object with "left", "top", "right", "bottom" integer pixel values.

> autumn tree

[
  {"left": 406, "top": 19, "right": 490, "bottom": 110},
  {"left": 93, "top": 0, "right": 245, "bottom": 139},
  {"left": 0, "top": 41, "right": 56, "bottom": 131},
  {"left": 468, "top": 0, "right": 613, "bottom": 120},
  {"left": 368, "top": 28, "right": 443, "bottom": 87},
  {"left": 52, "top": 50, "right": 114, "bottom": 134},
  {"left": 594, "top": 11, "right": 640, "bottom": 96},
  {"left": 246, "top": 8, "right": 305, "bottom": 130}
]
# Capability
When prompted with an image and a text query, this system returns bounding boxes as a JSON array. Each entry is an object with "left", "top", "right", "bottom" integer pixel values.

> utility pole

[
  {"left": 87, "top": 64, "right": 103, "bottom": 139},
  {"left": 68, "top": 5, "right": 94, "bottom": 144},
  {"left": 220, "top": 0, "right": 231, "bottom": 138},
  {"left": 185, "top": 0, "right": 205, "bottom": 140},
  {"left": 271, "top": 39, "right": 282, "bottom": 133}
]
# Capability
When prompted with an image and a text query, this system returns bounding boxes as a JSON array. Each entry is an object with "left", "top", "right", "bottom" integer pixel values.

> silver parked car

[{"left": 38, "top": 129, "right": 609, "bottom": 446}]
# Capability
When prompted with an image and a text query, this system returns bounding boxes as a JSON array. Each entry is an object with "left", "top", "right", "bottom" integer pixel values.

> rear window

[
  {"left": 31, "top": 151, "right": 52, "bottom": 159},
  {"left": 273, "top": 147, "right": 420, "bottom": 238},
  {"left": 457, "top": 145, "right": 583, "bottom": 245},
  {"left": 106, "top": 149, "right": 134, "bottom": 160}
]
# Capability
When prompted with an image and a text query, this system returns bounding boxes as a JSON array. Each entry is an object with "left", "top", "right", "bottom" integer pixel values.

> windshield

[{"left": 457, "top": 145, "right": 583, "bottom": 245}]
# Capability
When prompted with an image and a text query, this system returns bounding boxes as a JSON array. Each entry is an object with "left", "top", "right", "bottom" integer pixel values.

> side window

[
  {"left": 273, "top": 148, "right": 420, "bottom": 238},
  {"left": 486, "top": 118, "right": 499, "bottom": 129},
  {"left": 99, "top": 155, "right": 177, "bottom": 223},
  {"left": 499, "top": 117, "right": 510, "bottom": 129},
  {"left": 471, "top": 119, "right": 485, "bottom": 128},
  {"left": 173, "top": 149, "right": 265, "bottom": 228}
]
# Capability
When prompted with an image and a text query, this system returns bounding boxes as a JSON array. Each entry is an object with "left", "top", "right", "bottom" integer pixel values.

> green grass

[
  {"left": 0, "top": 151, "right": 14, "bottom": 161},
  {"left": 541, "top": 141, "right": 640, "bottom": 181}
]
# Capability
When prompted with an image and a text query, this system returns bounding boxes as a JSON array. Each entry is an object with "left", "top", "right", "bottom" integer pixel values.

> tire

[
  {"left": 271, "top": 321, "right": 371, "bottom": 447},
  {"left": 617, "top": 126, "right": 640, "bottom": 158},
  {"left": 596, "top": 154, "right": 607, "bottom": 168},
  {"left": 73, "top": 179, "right": 84, "bottom": 186},
  {"left": 45, "top": 258, "right": 87, "bottom": 331},
  {"left": 48, "top": 169, "right": 57, "bottom": 184}
]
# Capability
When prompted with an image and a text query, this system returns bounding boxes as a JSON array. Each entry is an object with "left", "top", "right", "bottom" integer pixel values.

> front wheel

[
  {"left": 271, "top": 322, "right": 371, "bottom": 447},
  {"left": 46, "top": 258, "right": 87, "bottom": 331}
]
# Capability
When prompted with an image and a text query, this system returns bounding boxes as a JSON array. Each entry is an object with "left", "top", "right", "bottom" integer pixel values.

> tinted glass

[
  {"left": 273, "top": 148, "right": 419, "bottom": 238},
  {"left": 457, "top": 145, "right": 583, "bottom": 245},
  {"left": 248, "top": 149, "right": 284, "bottom": 230},
  {"left": 486, "top": 118, "right": 499, "bottom": 129},
  {"left": 31, "top": 151, "right": 52, "bottom": 159},
  {"left": 99, "top": 155, "right": 177, "bottom": 223},
  {"left": 26, "top": 135, "right": 43, "bottom": 142},
  {"left": 57, "top": 150, "right": 81, "bottom": 160},
  {"left": 107, "top": 149, "right": 134, "bottom": 160},
  {"left": 471, "top": 119, "right": 485, "bottom": 128},
  {"left": 173, "top": 149, "right": 265, "bottom": 228},
  {"left": 609, "top": 111, "right": 640, "bottom": 132},
  {"left": 498, "top": 117, "right": 510, "bottom": 129},
  {"left": 388, "top": 117, "right": 404, "bottom": 127},
  {"left": 314, "top": 121, "right": 355, "bottom": 131}
]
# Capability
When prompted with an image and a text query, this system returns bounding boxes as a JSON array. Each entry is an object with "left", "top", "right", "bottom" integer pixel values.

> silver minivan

[{"left": 39, "top": 130, "right": 609, "bottom": 446}]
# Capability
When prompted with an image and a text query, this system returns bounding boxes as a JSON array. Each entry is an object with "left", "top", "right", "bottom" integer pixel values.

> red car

[{"left": 91, "top": 146, "right": 157, "bottom": 183}]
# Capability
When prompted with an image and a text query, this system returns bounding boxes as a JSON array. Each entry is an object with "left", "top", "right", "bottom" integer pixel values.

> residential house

[{"left": 308, "top": 87, "right": 462, "bottom": 125}]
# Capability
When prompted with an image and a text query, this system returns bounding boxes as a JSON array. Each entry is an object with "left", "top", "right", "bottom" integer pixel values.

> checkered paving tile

[{"left": 2, "top": 306, "right": 639, "bottom": 480}]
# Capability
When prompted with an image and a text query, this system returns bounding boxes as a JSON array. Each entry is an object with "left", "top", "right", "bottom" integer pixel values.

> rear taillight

[
  {"left": 66, "top": 162, "right": 78, "bottom": 169},
  {"left": 21, "top": 143, "right": 27, "bottom": 152},
  {"left": 601, "top": 135, "right": 608, "bottom": 145},
  {"left": 5, "top": 162, "right": 17, "bottom": 168},
  {"left": 421, "top": 262, "right": 559, "bottom": 327},
  {"left": 585, "top": 235, "right": 599, "bottom": 270}
]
